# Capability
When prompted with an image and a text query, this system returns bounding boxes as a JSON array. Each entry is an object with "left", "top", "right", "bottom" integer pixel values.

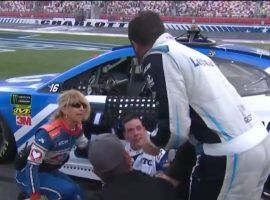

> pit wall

[{"left": 0, "top": 17, "right": 269, "bottom": 33}]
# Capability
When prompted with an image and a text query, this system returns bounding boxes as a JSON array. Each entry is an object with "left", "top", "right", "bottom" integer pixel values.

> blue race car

[{"left": 0, "top": 38, "right": 270, "bottom": 181}]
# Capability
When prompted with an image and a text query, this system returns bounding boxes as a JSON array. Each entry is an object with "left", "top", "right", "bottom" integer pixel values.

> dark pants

[
  {"left": 189, "top": 155, "right": 226, "bottom": 200},
  {"left": 166, "top": 142, "right": 226, "bottom": 200}
]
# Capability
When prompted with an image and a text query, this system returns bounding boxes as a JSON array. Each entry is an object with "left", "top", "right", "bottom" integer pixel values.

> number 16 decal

[{"left": 49, "top": 83, "right": 60, "bottom": 93}]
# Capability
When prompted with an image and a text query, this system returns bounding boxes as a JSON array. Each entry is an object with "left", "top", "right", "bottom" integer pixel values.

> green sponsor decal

[{"left": 11, "top": 94, "right": 32, "bottom": 105}]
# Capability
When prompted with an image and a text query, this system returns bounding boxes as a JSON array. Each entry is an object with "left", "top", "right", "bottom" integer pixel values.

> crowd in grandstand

[{"left": 0, "top": 1, "right": 270, "bottom": 18}]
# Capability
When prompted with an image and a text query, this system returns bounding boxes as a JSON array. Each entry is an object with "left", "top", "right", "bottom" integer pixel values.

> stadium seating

[{"left": 0, "top": 1, "right": 269, "bottom": 19}]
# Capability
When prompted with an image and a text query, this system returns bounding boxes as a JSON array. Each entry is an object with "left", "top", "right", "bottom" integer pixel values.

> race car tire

[{"left": 0, "top": 115, "right": 17, "bottom": 163}]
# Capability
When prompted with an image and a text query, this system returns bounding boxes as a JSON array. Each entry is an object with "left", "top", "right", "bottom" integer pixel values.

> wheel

[{"left": 0, "top": 115, "right": 17, "bottom": 163}]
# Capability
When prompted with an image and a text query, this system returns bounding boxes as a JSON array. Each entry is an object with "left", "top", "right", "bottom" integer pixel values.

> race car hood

[
  {"left": 216, "top": 44, "right": 270, "bottom": 56},
  {"left": 0, "top": 73, "right": 59, "bottom": 91}
]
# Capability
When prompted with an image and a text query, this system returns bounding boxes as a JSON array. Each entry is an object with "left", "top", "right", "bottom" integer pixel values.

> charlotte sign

[
  {"left": 38, "top": 18, "right": 270, "bottom": 33},
  {"left": 40, "top": 18, "right": 129, "bottom": 28}
]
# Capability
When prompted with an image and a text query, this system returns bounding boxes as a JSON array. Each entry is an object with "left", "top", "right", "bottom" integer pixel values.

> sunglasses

[{"left": 70, "top": 102, "right": 87, "bottom": 109}]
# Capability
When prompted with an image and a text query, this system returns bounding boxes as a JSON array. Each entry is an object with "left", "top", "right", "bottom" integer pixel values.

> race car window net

[{"left": 62, "top": 57, "right": 134, "bottom": 95}]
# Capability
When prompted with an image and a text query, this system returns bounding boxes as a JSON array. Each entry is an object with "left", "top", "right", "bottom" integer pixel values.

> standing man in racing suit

[
  {"left": 15, "top": 89, "right": 91, "bottom": 200},
  {"left": 122, "top": 113, "right": 175, "bottom": 176},
  {"left": 128, "top": 11, "right": 270, "bottom": 200}
]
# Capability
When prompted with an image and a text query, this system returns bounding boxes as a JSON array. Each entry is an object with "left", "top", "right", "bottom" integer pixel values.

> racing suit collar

[
  {"left": 126, "top": 142, "right": 143, "bottom": 156},
  {"left": 142, "top": 33, "right": 173, "bottom": 61},
  {"left": 152, "top": 33, "right": 174, "bottom": 48},
  {"left": 59, "top": 119, "right": 82, "bottom": 136}
]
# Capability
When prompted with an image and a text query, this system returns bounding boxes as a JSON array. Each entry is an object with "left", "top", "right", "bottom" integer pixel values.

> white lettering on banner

[{"left": 39, "top": 19, "right": 129, "bottom": 28}]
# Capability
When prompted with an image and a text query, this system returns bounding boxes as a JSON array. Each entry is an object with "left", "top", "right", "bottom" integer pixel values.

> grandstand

[{"left": 0, "top": 1, "right": 269, "bottom": 24}]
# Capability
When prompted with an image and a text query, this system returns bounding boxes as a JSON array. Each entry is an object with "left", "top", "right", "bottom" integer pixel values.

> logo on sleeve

[
  {"left": 150, "top": 127, "right": 158, "bottom": 137},
  {"left": 142, "top": 158, "right": 153, "bottom": 166},
  {"left": 29, "top": 149, "right": 43, "bottom": 162},
  {"left": 143, "top": 63, "right": 151, "bottom": 74},
  {"left": 38, "top": 138, "right": 45, "bottom": 144},
  {"left": 146, "top": 74, "right": 154, "bottom": 89}
]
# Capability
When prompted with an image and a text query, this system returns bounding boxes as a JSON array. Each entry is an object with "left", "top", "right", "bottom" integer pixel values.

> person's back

[
  {"left": 88, "top": 133, "right": 179, "bottom": 200},
  {"left": 142, "top": 30, "right": 270, "bottom": 200},
  {"left": 91, "top": 170, "right": 178, "bottom": 200},
  {"left": 145, "top": 32, "right": 266, "bottom": 147}
]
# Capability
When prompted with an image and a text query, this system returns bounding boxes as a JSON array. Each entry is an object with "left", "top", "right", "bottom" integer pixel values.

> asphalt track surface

[{"left": 0, "top": 23, "right": 269, "bottom": 200}]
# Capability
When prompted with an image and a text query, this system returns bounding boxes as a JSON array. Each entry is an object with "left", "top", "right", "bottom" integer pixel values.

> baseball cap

[{"left": 88, "top": 133, "right": 125, "bottom": 173}]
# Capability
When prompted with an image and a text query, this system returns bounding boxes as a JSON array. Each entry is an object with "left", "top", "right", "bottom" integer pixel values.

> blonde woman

[{"left": 15, "top": 89, "right": 90, "bottom": 200}]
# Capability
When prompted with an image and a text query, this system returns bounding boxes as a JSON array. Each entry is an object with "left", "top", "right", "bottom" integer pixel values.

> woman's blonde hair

[{"left": 52, "top": 89, "right": 91, "bottom": 120}]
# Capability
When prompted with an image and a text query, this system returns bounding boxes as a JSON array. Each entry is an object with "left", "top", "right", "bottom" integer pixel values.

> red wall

[
  {"left": 100, "top": 14, "right": 270, "bottom": 25},
  {"left": 161, "top": 16, "right": 270, "bottom": 25}
]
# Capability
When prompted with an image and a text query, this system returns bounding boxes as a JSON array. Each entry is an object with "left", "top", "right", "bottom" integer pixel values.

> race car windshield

[{"left": 213, "top": 57, "right": 270, "bottom": 97}]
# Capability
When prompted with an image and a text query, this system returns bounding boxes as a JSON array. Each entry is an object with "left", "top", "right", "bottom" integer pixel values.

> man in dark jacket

[{"left": 88, "top": 133, "right": 179, "bottom": 200}]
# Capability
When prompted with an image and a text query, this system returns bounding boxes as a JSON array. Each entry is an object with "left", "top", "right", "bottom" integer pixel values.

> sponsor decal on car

[
  {"left": 208, "top": 50, "right": 216, "bottom": 57},
  {"left": 11, "top": 94, "right": 32, "bottom": 105},
  {"left": 49, "top": 83, "right": 60, "bottom": 93},
  {"left": 16, "top": 116, "right": 32, "bottom": 126},
  {"left": 13, "top": 106, "right": 31, "bottom": 116}
]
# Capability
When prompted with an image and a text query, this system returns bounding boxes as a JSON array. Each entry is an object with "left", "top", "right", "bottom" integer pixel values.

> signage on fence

[{"left": 0, "top": 17, "right": 269, "bottom": 33}]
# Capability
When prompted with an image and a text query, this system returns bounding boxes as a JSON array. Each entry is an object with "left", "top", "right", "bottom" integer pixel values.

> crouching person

[
  {"left": 88, "top": 133, "right": 179, "bottom": 200},
  {"left": 15, "top": 89, "right": 90, "bottom": 200}
]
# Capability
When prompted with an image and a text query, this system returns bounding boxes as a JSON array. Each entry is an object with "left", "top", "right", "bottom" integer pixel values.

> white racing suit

[
  {"left": 141, "top": 33, "right": 270, "bottom": 200},
  {"left": 123, "top": 140, "right": 173, "bottom": 176}
]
